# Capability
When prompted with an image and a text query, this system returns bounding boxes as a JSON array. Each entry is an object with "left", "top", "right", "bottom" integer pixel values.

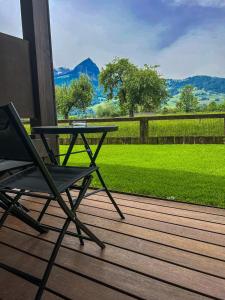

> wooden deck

[{"left": 1, "top": 191, "right": 225, "bottom": 299}]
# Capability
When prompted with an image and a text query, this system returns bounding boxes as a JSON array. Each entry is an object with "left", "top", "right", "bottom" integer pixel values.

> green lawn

[{"left": 61, "top": 144, "right": 225, "bottom": 208}]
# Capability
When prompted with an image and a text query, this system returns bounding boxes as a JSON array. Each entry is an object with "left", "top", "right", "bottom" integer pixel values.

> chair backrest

[
  {"left": 0, "top": 103, "right": 60, "bottom": 195},
  {"left": 0, "top": 103, "right": 79, "bottom": 220},
  {"left": 0, "top": 104, "right": 32, "bottom": 161}
]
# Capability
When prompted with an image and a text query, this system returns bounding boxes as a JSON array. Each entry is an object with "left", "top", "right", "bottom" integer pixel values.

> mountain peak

[
  {"left": 70, "top": 58, "right": 100, "bottom": 83},
  {"left": 73, "top": 57, "right": 99, "bottom": 71},
  {"left": 83, "top": 57, "right": 94, "bottom": 63}
]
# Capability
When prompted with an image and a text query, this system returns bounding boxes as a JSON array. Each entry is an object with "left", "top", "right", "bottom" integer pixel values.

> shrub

[{"left": 95, "top": 101, "right": 121, "bottom": 118}]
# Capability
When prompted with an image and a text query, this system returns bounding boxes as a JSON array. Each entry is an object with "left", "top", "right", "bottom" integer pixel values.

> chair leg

[
  {"left": 54, "top": 176, "right": 105, "bottom": 249},
  {"left": 74, "top": 212, "right": 84, "bottom": 246},
  {"left": 35, "top": 216, "right": 71, "bottom": 300},
  {"left": 35, "top": 176, "right": 105, "bottom": 298},
  {"left": 4, "top": 189, "right": 30, "bottom": 212},
  {"left": 75, "top": 216, "right": 105, "bottom": 249},
  {"left": 0, "top": 190, "right": 24, "bottom": 228},
  {"left": 71, "top": 175, "right": 94, "bottom": 246},
  {"left": 0, "top": 192, "right": 47, "bottom": 234},
  {"left": 66, "top": 175, "right": 94, "bottom": 246},
  {"left": 66, "top": 189, "right": 84, "bottom": 246},
  {"left": 37, "top": 198, "right": 51, "bottom": 222}
]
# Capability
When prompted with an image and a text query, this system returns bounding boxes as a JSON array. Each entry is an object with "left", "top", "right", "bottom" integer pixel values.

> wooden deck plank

[
  {"left": 22, "top": 197, "right": 225, "bottom": 248},
  {"left": 78, "top": 204, "right": 225, "bottom": 246},
  {"left": 48, "top": 266, "right": 136, "bottom": 300},
  {"left": 0, "top": 269, "right": 38, "bottom": 300},
  {"left": 1, "top": 191, "right": 225, "bottom": 299},
  {"left": 3, "top": 225, "right": 225, "bottom": 298},
  {"left": 82, "top": 195, "right": 225, "bottom": 224},
  {"left": 21, "top": 197, "right": 225, "bottom": 235},
  {"left": 4, "top": 216, "right": 225, "bottom": 280},
  {"left": 0, "top": 269, "right": 64, "bottom": 299},
  {"left": 20, "top": 201, "right": 225, "bottom": 261},
  {"left": 79, "top": 199, "right": 225, "bottom": 234},
  {"left": 22, "top": 197, "right": 225, "bottom": 241},
  {"left": 0, "top": 235, "right": 136, "bottom": 300},
  {"left": 96, "top": 191, "right": 225, "bottom": 217},
  {"left": 0, "top": 227, "right": 208, "bottom": 300},
  {"left": 3, "top": 208, "right": 225, "bottom": 298}
]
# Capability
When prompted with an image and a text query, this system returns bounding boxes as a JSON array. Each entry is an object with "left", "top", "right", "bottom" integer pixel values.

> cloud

[
  {"left": 168, "top": 0, "right": 225, "bottom": 8},
  {"left": 0, "top": 0, "right": 224, "bottom": 78},
  {"left": 49, "top": 0, "right": 164, "bottom": 69},
  {"left": 0, "top": 0, "right": 22, "bottom": 37},
  {"left": 155, "top": 25, "right": 225, "bottom": 78},
  {"left": 49, "top": 0, "right": 225, "bottom": 78}
]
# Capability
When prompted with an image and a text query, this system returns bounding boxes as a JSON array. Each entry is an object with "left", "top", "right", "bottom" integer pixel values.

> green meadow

[
  {"left": 25, "top": 118, "right": 225, "bottom": 138},
  {"left": 25, "top": 120, "right": 225, "bottom": 208},
  {"left": 62, "top": 144, "right": 225, "bottom": 208}
]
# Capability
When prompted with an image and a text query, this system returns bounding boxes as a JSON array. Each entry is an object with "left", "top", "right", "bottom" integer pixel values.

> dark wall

[
  {"left": 0, "top": 32, "right": 35, "bottom": 117},
  {"left": 20, "top": 0, "right": 57, "bottom": 127}
]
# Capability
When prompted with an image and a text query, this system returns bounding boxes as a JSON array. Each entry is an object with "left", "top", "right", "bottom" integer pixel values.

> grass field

[
  {"left": 87, "top": 119, "right": 225, "bottom": 137},
  {"left": 61, "top": 144, "right": 225, "bottom": 208},
  {"left": 26, "top": 118, "right": 225, "bottom": 138}
]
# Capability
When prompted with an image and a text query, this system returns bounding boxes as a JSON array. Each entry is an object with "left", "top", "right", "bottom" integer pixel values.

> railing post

[
  {"left": 224, "top": 118, "right": 225, "bottom": 135},
  {"left": 140, "top": 118, "right": 149, "bottom": 144}
]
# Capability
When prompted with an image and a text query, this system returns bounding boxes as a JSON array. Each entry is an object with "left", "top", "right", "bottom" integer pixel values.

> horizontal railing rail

[
  {"left": 57, "top": 113, "right": 225, "bottom": 123},
  {"left": 24, "top": 113, "right": 225, "bottom": 144}
]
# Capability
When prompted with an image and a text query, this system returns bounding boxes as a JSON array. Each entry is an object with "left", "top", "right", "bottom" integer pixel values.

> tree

[
  {"left": 55, "top": 74, "right": 94, "bottom": 119},
  {"left": 70, "top": 74, "right": 94, "bottom": 113},
  {"left": 95, "top": 100, "right": 121, "bottom": 118},
  {"left": 218, "top": 100, "right": 225, "bottom": 112},
  {"left": 99, "top": 58, "right": 136, "bottom": 116},
  {"left": 99, "top": 58, "right": 168, "bottom": 117},
  {"left": 176, "top": 85, "right": 199, "bottom": 113},
  {"left": 55, "top": 84, "right": 73, "bottom": 119},
  {"left": 207, "top": 101, "right": 218, "bottom": 112},
  {"left": 125, "top": 65, "right": 168, "bottom": 115}
]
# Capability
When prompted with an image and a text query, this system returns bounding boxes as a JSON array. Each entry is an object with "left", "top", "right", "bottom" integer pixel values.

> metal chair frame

[{"left": 0, "top": 103, "right": 105, "bottom": 300}]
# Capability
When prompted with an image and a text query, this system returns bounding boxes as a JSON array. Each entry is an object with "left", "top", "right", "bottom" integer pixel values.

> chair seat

[
  {"left": 0, "top": 160, "right": 33, "bottom": 173},
  {"left": 0, "top": 165, "right": 97, "bottom": 194}
]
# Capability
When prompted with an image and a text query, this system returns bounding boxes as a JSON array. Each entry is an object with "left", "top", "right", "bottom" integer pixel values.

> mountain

[
  {"left": 167, "top": 75, "right": 225, "bottom": 96},
  {"left": 54, "top": 58, "right": 100, "bottom": 87},
  {"left": 167, "top": 76, "right": 225, "bottom": 107},
  {"left": 54, "top": 58, "right": 225, "bottom": 108},
  {"left": 54, "top": 58, "right": 104, "bottom": 106},
  {"left": 54, "top": 67, "right": 70, "bottom": 77}
]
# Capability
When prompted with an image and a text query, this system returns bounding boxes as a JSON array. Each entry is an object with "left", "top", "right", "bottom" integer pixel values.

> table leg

[
  {"left": 62, "top": 134, "right": 78, "bottom": 166},
  {"left": 80, "top": 133, "right": 125, "bottom": 219},
  {"left": 40, "top": 133, "right": 58, "bottom": 165}
]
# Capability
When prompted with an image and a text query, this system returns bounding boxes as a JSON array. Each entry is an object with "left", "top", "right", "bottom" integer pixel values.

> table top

[{"left": 32, "top": 125, "right": 118, "bottom": 135}]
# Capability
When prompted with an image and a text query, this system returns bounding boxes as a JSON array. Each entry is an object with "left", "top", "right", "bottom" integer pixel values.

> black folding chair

[
  {"left": 0, "top": 159, "right": 32, "bottom": 175},
  {"left": 0, "top": 160, "right": 34, "bottom": 213},
  {"left": 0, "top": 103, "right": 105, "bottom": 300}
]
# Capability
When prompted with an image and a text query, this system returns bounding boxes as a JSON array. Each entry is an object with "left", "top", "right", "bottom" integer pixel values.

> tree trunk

[{"left": 129, "top": 106, "right": 134, "bottom": 117}]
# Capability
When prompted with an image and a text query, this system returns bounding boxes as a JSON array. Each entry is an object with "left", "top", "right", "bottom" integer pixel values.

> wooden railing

[{"left": 25, "top": 113, "right": 225, "bottom": 144}]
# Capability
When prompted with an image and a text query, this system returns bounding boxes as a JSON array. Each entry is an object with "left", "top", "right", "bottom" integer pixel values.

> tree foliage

[
  {"left": 95, "top": 100, "right": 121, "bottom": 118},
  {"left": 55, "top": 74, "right": 94, "bottom": 118},
  {"left": 70, "top": 74, "right": 94, "bottom": 113},
  {"left": 176, "top": 85, "right": 199, "bottom": 113},
  {"left": 125, "top": 65, "right": 168, "bottom": 115},
  {"left": 99, "top": 57, "right": 168, "bottom": 117},
  {"left": 55, "top": 84, "right": 73, "bottom": 119}
]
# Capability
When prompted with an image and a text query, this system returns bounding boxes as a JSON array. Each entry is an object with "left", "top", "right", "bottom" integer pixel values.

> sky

[{"left": 0, "top": 0, "right": 225, "bottom": 79}]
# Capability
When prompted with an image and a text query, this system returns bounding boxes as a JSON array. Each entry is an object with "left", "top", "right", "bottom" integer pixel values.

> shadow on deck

[{"left": 1, "top": 191, "right": 225, "bottom": 299}]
